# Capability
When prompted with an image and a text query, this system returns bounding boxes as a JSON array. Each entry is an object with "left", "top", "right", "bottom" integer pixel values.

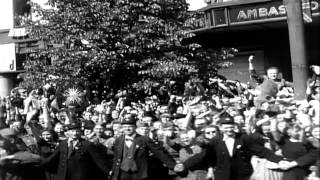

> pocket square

[{"left": 236, "top": 145, "right": 242, "bottom": 149}]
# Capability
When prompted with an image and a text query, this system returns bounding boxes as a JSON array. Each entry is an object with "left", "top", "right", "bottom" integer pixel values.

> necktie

[{"left": 68, "top": 140, "right": 73, "bottom": 158}]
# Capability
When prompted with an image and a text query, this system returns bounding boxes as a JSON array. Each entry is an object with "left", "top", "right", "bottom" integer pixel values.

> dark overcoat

[
  {"left": 41, "top": 139, "right": 110, "bottom": 180},
  {"left": 184, "top": 133, "right": 283, "bottom": 180}
]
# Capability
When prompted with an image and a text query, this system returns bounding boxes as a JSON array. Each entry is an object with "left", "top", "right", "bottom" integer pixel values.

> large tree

[{"left": 20, "top": 0, "right": 231, "bottom": 100}]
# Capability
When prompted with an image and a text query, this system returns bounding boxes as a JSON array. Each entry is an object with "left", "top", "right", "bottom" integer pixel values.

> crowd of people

[{"left": 0, "top": 57, "right": 319, "bottom": 180}]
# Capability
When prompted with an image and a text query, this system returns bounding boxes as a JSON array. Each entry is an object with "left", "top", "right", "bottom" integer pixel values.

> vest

[{"left": 120, "top": 141, "right": 138, "bottom": 172}]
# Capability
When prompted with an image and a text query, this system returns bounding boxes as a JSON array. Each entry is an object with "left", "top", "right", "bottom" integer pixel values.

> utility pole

[{"left": 283, "top": 0, "right": 309, "bottom": 100}]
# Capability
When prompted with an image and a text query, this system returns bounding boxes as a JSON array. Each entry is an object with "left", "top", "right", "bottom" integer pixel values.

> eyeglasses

[{"left": 205, "top": 131, "right": 216, "bottom": 134}]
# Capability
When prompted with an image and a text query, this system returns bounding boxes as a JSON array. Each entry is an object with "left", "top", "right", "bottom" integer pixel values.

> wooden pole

[{"left": 283, "top": 0, "right": 309, "bottom": 100}]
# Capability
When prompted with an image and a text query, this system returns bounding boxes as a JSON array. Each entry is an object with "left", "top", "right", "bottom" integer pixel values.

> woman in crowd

[
  {"left": 203, "top": 125, "right": 220, "bottom": 141},
  {"left": 37, "top": 129, "right": 58, "bottom": 180},
  {"left": 178, "top": 130, "right": 208, "bottom": 180},
  {"left": 53, "top": 122, "right": 66, "bottom": 141},
  {"left": 278, "top": 123, "right": 318, "bottom": 180},
  {"left": 250, "top": 115, "right": 284, "bottom": 180}
]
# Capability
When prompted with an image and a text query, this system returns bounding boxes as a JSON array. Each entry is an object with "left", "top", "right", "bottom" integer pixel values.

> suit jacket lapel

[
  {"left": 219, "top": 139, "right": 231, "bottom": 158},
  {"left": 60, "top": 140, "right": 69, "bottom": 158},
  {"left": 232, "top": 135, "right": 243, "bottom": 157},
  {"left": 68, "top": 139, "right": 83, "bottom": 158},
  {"left": 118, "top": 136, "right": 125, "bottom": 157},
  {"left": 133, "top": 135, "right": 142, "bottom": 156}
]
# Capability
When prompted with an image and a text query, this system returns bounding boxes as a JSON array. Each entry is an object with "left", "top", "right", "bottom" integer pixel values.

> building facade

[
  {"left": 188, "top": 0, "right": 320, "bottom": 83},
  {"left": 0, "top": 0, "right": 41, "bottom": 97}
]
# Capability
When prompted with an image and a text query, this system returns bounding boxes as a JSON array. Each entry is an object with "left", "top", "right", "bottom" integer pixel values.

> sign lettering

[
  {"left": 191, "top": 0, "right": 320, "bottom": 29},
  {"left": 9, "top": 60, "right": 15, "bottom": 70},
  {"left": 0, "top": 43, "right": 16, "bottom": 72},
  {"left": 229, "top": 0, "right": 319, "bottom": 24},
  {"left": 247, "top": 9, "right": 258, "bottom": 19},
  {"left": 302, "top": 0, "right": 312, "bottom": 23},
  {"left": 311, "top": 0, "right": 319, "bottom": 11}
]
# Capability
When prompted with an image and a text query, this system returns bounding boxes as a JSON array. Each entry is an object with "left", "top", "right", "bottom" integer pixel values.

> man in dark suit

[
  {"left": 111, "top": 116, "right": 182, "bottom": 180},
  {"left": 41, "top": 122, "right": 111, "bottom": 180},
  {"left": 183, "top": 116, "right": 284, "bottom": 180}
]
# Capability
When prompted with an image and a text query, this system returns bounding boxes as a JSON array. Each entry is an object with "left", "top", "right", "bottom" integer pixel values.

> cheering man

[{"left": 111, "top": 116, "right": 183, "bottom": 180}]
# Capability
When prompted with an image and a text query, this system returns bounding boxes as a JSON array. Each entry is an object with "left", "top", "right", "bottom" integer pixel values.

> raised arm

[{"left": 248, "top": 55, "right": 264, "bottom": 84}]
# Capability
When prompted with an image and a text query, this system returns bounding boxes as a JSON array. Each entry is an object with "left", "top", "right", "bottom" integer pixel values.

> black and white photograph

[{"left": 0, "top": 0, "right": 319, "bottom": 180}]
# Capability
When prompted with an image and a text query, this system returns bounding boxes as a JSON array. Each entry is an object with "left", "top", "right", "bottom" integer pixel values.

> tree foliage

[{"left": 20, "top": 0, "right": 234, "bottom": 100}]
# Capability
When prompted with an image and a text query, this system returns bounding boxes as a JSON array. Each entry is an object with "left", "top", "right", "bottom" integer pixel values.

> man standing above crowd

[
  {"left": 248, "top": 55, "right": 293, "bottom": 89},
  {"left": 248, "top": 55, "right": 294, "bottom": 106},
  {"left": 111, "top": 116, "right": 183, "bottom": 180}
]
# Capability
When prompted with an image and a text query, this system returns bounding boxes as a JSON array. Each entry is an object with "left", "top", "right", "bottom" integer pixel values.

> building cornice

[{"left": 200, "top": 0, "right": 274, "bottom": 11}]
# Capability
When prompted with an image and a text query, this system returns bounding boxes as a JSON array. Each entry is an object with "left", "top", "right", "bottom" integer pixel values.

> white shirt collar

[
  {"left": 289, "top": 138, "right": 300, "bottom": 142},
  {"left": 125, "top": 134, "right": 136, "bottom": 140}
]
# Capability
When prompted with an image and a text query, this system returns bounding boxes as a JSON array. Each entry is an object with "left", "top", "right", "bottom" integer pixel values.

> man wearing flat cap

[
  {"left": 183, "top": 116, "right": 285, "bottom": 180},
  {"left": 111, "top": 116, "right": 183, "bottom": 180},
  {"left": 136, "top": 121, "right": 150, "bottom": 137},
  {"left": 41, "top": 122, "right": 111, "bottom": 180}
]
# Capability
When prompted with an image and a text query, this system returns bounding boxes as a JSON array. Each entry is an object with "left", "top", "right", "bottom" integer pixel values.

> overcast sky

[
  {"left": 31, "top": 0, "right": 207, "bottom": 11},
  {"left": 188, "top": 0, "right": 207, "bottom": 11},
  {"left": 30, "top": 0, "right": 208, "bottom": 11},
  {"left": 1, "top": 0, "right": 207, "bottom": 30}
]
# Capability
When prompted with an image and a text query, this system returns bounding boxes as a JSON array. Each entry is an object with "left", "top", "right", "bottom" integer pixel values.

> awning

[{"left": 8, "top": 27, "right": 28, "bottom": 37}]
